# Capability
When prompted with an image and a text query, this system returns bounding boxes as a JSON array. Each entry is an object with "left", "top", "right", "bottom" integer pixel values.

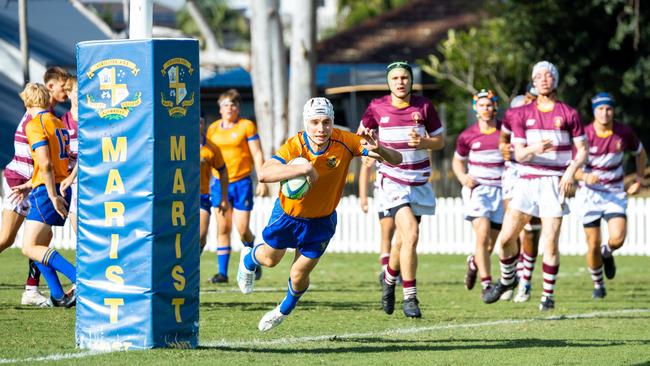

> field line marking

[
  {"left": 1, "top": 308, "right": 648, "bottom": 363},
  {"left": 202, "top": 308, "right": 650, "bottom": 348}
]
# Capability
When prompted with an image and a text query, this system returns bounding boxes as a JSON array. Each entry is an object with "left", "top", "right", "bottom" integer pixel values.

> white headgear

[
  {"left": 303, "top": 97, "right": 334, "bottom": 123},
  {"left": 532, "top": 61, "right": 559, "bottom": 89}
]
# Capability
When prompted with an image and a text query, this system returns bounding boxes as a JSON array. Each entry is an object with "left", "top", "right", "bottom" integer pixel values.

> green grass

[{"left": 1, "top": 248, "right": 649, "bottom": 365}]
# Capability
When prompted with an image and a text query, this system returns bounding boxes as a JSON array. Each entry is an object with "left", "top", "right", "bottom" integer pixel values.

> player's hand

[
  {"left": 460, "top": 174, "right": 477, "bottom": 189},
  {"left": 359, "top": 128, "right": 379, "bottom": 151},
  {"left": 559, "top": 171, "right": 575, "bottom": 199},
  {"left": 408, "top": 128, "right": 422, "bottom": 148},
  {"left": 583, "top": 172, "right": 599, "bottom": 185},
  {"left": 499, "top": 143, "right": 512, "bottom": 161},
  {"left": 59, "top": 176, "right": 74, "bottom": 197},
  {"left": 51, "top": 195, "right": 69, "bottom": 219},
  {"left": 305, "top": 163, "right": 319, "bottom": 187},
  {"left": 8, "top": 182, "right": 31, "bottom": 205},
  {"left": 256, "top": 182, "right": 268, "bottom": 197},
  {"left": 216, "top": 199, "right": 230, "bottom": 215},
  {"left": 627, "top": 180, "right": 642, "bottom": 195},
  {"left": 359, "top": 196, "right": 368, "bottom": 213},
  {"left": 533, "top": 139, "right": 554, "bottom": 154}
]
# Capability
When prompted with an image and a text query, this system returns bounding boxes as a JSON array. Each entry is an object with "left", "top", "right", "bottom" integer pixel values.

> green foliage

[
  {"left": 337, "top": 0, "right": 408, "bottom": 29},
  {"left": 420, "top": 19, "right": 529, "bottom": 135},
  {"left": 176, "top": 0, "right": 250, "bottom": 52},
  {"left": 422, "top": 0, "right": 650, "bottom": 141}
]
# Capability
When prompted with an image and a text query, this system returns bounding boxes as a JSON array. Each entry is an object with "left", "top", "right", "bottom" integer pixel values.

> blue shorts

[
  {"left": 27, "top": 184, "right": 71, "bottom": 226},
  {"left": 200, "top": 194, "right": 212, "bottom": 213},
  {"left": 262, "top": 199, "right": 337, "bottom": 259},
  {"left": 210, "top": 175, "right": 254, "bottom": 211}
]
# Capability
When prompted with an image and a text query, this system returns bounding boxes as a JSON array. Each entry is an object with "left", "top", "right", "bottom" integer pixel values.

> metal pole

[
  {"left": 129, "top": 0, "right": 152, "bottom": 39},
  {"left": 18, "top": 0, "right": 30, "bottom": 85}
]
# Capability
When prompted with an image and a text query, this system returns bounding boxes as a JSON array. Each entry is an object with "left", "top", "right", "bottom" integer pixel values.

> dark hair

[
  {"left": 218, "top": 89, "right": 241, "bottom": 106},
  {"left": 43, "top": 66, "right": 70, "bottom": 84}
]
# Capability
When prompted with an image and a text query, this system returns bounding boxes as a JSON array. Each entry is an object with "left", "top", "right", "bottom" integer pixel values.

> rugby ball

[{"left": 280, "top": 157, "right": 311, "bottom": 199}]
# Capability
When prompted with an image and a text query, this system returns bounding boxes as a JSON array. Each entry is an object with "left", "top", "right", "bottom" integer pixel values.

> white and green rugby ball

[{"left": 280, "top": 157, "right": 311, "bottom": 199}]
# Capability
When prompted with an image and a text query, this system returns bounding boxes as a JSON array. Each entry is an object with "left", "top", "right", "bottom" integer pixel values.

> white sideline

[{"left": 1, "top": 308, "right": 648, "bottom": 364}]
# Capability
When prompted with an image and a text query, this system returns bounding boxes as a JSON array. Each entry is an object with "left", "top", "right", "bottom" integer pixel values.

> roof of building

[{"left": 317, "top": 0, "right": 483, "bottom": 64}]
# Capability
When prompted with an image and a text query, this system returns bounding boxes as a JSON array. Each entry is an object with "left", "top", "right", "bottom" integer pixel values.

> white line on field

[
  {"left": 1, "top": 308, "right": 648, "bottom": 364},
  {"left": 202, "top": 308, "right": 650, "bottom": 348}
]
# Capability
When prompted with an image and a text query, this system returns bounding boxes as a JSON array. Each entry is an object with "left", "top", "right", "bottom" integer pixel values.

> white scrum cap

[
  {"left": 303, "top": 97, "right": 334, "bottom": 123},
  {"left": 532, "top": 61, "right": 559, "bottom": 89}
]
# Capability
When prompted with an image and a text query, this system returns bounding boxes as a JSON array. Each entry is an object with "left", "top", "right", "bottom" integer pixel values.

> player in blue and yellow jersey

[
  {"left": 19, "top": 83, "right": 76, "bottom": 308},
  {"left": 236, "top": 97, "right": 402, "bottom": 331},
  {"left": 206, "top": 89, "right": 267, "bottom": 283},
  {"left": 200, "top": 116, "right": 229, "bottom": 252}
]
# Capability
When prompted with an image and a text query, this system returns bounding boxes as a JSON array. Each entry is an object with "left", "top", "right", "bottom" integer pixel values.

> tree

[
  {"left": 420, "top": 18, "right": 529, "bottom": 135},
  {"left": 177, "top": 0, "right": 250, "bottom": 51},
  {"left": 336, "top": 0, "right": 407, "bottom": 29}
]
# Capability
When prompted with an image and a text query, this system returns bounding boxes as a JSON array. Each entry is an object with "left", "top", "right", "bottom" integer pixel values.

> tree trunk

[
  {"left": 288, "top": 0, "right": 316, "bottom": 135},
  {"left": 185, "top": 0, "right": 250, "bottom": 69},
  {"left": 250, "top": 0, "right": 274, "bottom": 159},
  {"left": 269, "top": 0, "right": 288, "bottom": 151}
]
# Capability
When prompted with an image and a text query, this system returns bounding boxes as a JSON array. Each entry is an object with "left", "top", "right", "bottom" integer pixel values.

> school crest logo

[
  {"left": 554, "top": 116, "right": 563, "bottom": 129},
  {"left": 327, "top": 156, "right": 338, "bottom": 168},
  {"left": 160, "top": 58, "right": 195, "bottom": 118},
  {"left": 380, "top": 116, "right": 390, "bottom": 124},
  {"left": 411, "top": 111, "right": 423, "bottom": 124},
  {"left": 85, "top": 58, "right": 142, "bottom": 120},
  {"left": 526, "top": 119, "right": 536, "bottom": 127}
]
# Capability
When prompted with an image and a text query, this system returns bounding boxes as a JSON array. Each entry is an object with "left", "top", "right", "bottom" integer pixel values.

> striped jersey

[
  {"left": 3, "top": 112, "right": 34, "bottom": 187},
  {"left": 509, "top": 101, "right": 585, "bottom": 178},
  {"left": 206, "top": 118, "right": 258, "bottom": 182},
  {"left": 455, "top": 122, "right": 504, "bottom": 187},
  {"left": 360, "top": 95, "right": 443, "bottom": 186},
  {"left": 582, "top": 121, "right": 642, "bottom": 192},
  {"left": 500, "top": 107, "right": 522, "bottom": 172},
  {"left": 61, "top": 111, "right": 78, "bottom": 168}
]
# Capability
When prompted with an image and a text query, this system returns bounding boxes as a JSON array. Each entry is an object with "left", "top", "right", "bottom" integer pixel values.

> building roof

[{"left": 317, "top": 0, "right": 483, "bottom": 64}]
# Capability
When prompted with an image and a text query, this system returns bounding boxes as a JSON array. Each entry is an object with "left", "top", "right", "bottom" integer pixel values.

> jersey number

[{"left": 55, "top": 129, "right": 70, "bottom": 159}]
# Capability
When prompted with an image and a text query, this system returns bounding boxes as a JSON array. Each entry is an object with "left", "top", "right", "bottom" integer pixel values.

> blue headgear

[
  {"left": 472, "top": 89, "right": 498, "bottom": 113},
  {"left": 591, "top": 92, "right": 615, "bottom": 112}
]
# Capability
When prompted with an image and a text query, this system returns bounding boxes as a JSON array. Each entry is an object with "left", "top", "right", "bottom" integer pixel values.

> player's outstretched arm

[
  {"left": 258, "top": 159, "right": 318, "bottom": 184},
  {"left": 359, "top": 128, "right": 402, "bottom": 165}
]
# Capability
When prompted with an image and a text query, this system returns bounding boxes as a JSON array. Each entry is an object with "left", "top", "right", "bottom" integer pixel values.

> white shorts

[
  {"left": 574, "top": 187, "right": 627, "bottom": 224},
  {"left": 510, "top": 176, "right": 569, "bottom": 218},
  {"left": 69, "top": 181, "right": 78, "bottom": 215},
  {"left": 377, "top": 177, "right": 436, "bottom": 216},
  {"left": 461, "top": 185, "right": 504, "bottom": 224},
  {"left": 2, "top": 176, "right": 30, "bottom": 216},
  {"left": 501, "top": 166, "right": 518, "bottom": 201}
]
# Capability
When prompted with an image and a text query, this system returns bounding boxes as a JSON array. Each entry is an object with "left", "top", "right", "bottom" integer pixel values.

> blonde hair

[
  {"left": 64, "top": 76, "right": 77, "bottom": 92},
  {"left": 19, "top": 83, "right": 50, "bottom": 108}
]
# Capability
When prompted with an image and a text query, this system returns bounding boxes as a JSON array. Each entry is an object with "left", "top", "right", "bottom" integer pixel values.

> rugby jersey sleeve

[
  {"left": 454, "top": 131, "right": 469, "bottom": 160},
  {"left": 342, "top": 130, "right": 369, "bottom": 157},
  {"left": 245, "top": 119, "right": 260, "bottom": 141},
  {"left": 501, "top": 109, "right": 514, "bottom": 135},
  {"left": 621, "top": 124, "right": 643, "bottom": 155},
  {"left": 25, "top": 118, "right": 48, "bottom": 151},
  {"left": 424, "top": 101, "right": 444, "bottom": 136},
  {"left": 360, "top": 101, "right": 379, "bottom": 129},
  {"left": 568, "top": 109, "right": 586, "bottom": 142},
  {"left": 509, "top": 109, "right": 527, "bottom": 145},
  {"left": 209, "top": 141, "right": 226, "bottom": 171},
  {"left": 272, "top": 135, "right": 301, "bottom": 164}
]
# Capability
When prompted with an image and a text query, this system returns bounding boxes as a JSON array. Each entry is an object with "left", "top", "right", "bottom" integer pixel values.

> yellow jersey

[
  {"left": 25, "top": 111, "right": 70, "bottom": 188},
  {"left": 206, "top": 118, "right": 258, "bottom": 182},
  {"left": 273, "top": 129, "right": 367, "bottom": 218},
  {"left": 200, "top": 139, "right": 226, "bottom": 195}
]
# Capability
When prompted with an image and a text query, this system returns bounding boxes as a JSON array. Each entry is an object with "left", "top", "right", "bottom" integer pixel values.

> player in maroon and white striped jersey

[
  {"left": 360, "top": 61, "right": 444, "bottom": 318},
  {"left": 0, "top": 66, "right": 69, "bottom": 307},
  {"left": 573, "top": 92, "right": 646, "bottom": 299},
  {"left": 482, "top": 61, "right": 588, "bottom": 311},
  {"left": 452, "top": 89, "right": 504, "bottom": 297}
]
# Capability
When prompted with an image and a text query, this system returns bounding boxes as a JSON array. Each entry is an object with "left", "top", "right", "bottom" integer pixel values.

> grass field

[{"left": 0, "top": 248, "right": 649, "bottom": 365}]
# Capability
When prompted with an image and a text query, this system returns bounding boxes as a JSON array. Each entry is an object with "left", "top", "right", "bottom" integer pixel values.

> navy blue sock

[
  {"left": 279, "top": 278, "right": 308, "bottom": 315},
  {"left": 217, "top": 246, "right": 231, "bottom": 277},
  {"left": 243, "top": 244, "right": 262, "bottom": 271},
  {"left": 43, "top": 248, "right": 76, "bottom": 283},
  {"left": 35, "top": 262, "right": 64, "bottom": 299}
]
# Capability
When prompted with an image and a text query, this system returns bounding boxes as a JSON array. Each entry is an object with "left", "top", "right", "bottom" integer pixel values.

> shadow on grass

[
  {"left": 199, "top": 300, "right": 378, "bottom": 312},
  {"left": 200, "top": 337, "right": 650, "bottom": 354}
]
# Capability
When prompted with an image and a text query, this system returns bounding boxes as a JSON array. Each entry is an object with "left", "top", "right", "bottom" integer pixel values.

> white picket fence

[{"left": 3, "top": 196, "right": 650, "bottom": 255}]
